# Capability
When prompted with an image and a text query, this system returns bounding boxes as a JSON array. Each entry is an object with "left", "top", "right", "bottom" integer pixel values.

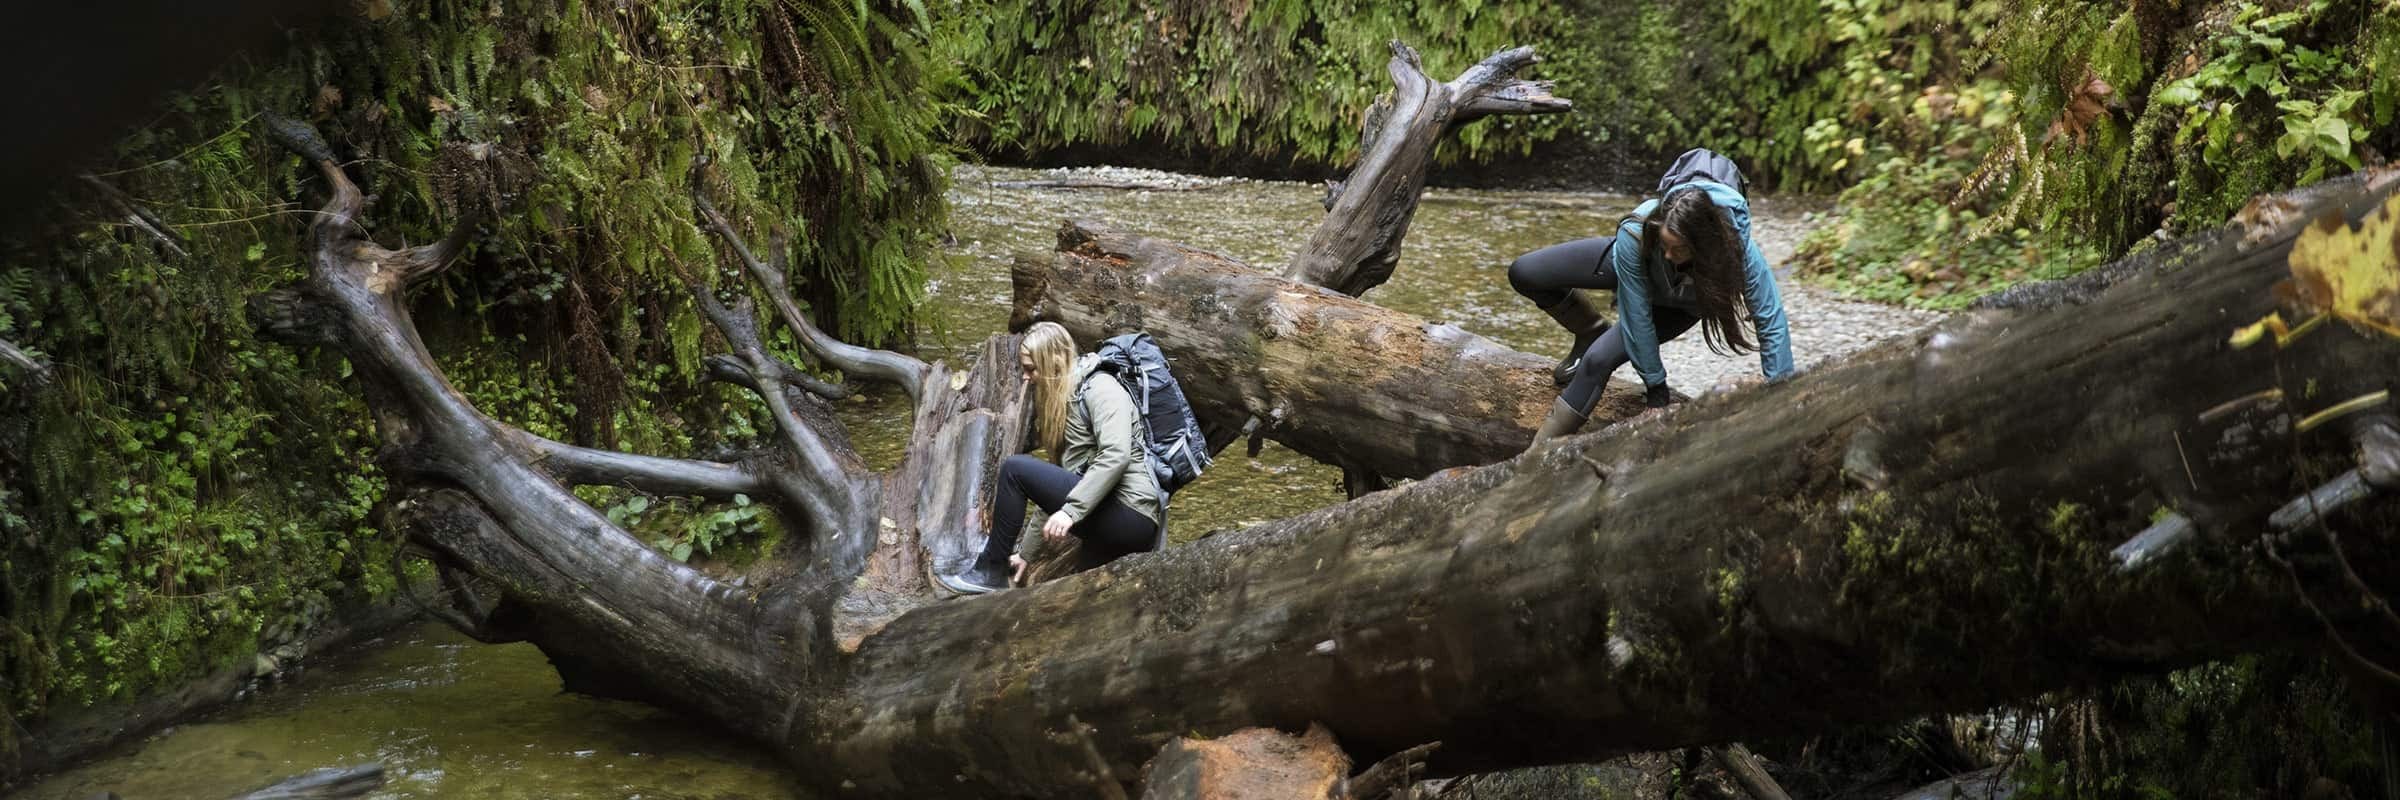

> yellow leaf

[{"left": 2282, "top": 195, "right": 2400, "bottom": 338}]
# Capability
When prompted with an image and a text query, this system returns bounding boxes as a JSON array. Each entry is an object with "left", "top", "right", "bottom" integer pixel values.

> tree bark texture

[
  {"left": 1140, "top": 726, "right": 1348, "bottom": 800},
  {"left": 251, "top": 96, "right": 2400, "bottom": 800},
  {"left": 1011, "top": 221, "right": 1653, "bottom": 481}
]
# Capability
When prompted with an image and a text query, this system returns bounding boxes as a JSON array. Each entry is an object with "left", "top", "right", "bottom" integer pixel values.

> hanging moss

[
  {"left": 0, "top": 0, "right": 948, "bottom": 763},
  {"left": 930, "top": 0, "right": 1575, "bottom": 170}
]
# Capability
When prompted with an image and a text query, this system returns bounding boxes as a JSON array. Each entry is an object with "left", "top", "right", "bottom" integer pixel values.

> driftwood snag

[{"left": 1286, "top": 43, "right": 1570, "bottom": 298}]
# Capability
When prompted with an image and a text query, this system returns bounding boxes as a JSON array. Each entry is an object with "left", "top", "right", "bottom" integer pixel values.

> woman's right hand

[{"left": 1009, "top": 554, "right": 1028, "bottom": 586}]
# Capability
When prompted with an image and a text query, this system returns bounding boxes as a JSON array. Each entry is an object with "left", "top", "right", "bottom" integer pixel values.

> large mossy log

[
  {"left": 1012, "top": 220, "right": 1652, "bottom": 479},
  {"left": 252, "top": 96, "right": 2400, "bottom": 797}
]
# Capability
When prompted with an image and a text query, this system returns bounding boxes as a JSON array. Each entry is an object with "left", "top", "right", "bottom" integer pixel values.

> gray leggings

[{"left": 1508, "top": 237, "right": 1699, "bottom": 415}]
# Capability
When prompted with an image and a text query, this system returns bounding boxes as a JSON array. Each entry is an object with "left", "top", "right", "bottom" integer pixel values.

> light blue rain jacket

[{"left": 1606, "top": 180, "right": 1795, "bottom": 389}]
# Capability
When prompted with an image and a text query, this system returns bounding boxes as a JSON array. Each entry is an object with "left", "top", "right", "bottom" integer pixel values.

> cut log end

[{"left": 1141, "top": 725, "right": 1349, "bottom": 800}]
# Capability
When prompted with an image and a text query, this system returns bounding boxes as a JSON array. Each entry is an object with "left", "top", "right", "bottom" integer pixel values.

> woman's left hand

[{"left": 1042, "top": 511, "right": 1075, "bottom": 543}]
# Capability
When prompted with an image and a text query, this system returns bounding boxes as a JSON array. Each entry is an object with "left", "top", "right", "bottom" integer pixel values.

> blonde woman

[{"left": 939, "top": 322, "right": 1163, "bottom": 594}]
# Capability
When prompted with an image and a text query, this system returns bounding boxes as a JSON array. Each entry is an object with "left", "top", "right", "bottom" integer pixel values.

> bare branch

[
  {"left": 397, "top": 210, "right": 481, "bottom": 283},
  {"left": 80, "top": 173, "right": 189, "bottom": 258},
  {"left": 706, "top": 353, "right": 851, "bottom": 403},
  {"left": 0, "top": 336, "right": 48, "bottom": 386},
  {"left": 523, "top": 432, "right": 767, "bottom": 498},
  {"left": 1445, "top": 47, "right": 1572, "bottom": 124},
  {"left": 782, "top": 368, "right": 851, "bottom": 401},
  {"left": 690, "top": 175, "right": 928, "bottom": 399},
  {"left": 1453, "top": 80, "right": 1570, "bottom": 122},
  {"left": 260, "top": 113, "right": 364, "bottom": 244},
  {"left": 689, "top": 283, "right": 862, "bottom": 524}
]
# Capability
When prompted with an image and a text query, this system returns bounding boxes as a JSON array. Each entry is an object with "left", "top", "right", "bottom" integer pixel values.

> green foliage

[
  {"left": 2014, "top": 654, "right": 2386, "bottom": 799},
  {"left": 0, "top": 0, "right": 948, "bottom": 756},
  {"left": 930, "top": 0, "right": 1565, "bottom": 168},
  {"left": 930, "top": 0, "right": 2009, "bottom": 191},
  {"left": 1793, "top": 77, "right": 2104, "bottom": 309},
  {"left": 594, "top": 489, "right": 772, "bottom": 565},
  {"left": 1979, "top": 0, "right": 2395, "bottom": 252},
  {"left": 2156, "top": 1, "right": 2380, "bottom": 189}
]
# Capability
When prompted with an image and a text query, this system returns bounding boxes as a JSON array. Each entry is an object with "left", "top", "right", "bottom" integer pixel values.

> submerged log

[
  {"left": 227, "top": 763, "right": 384, "bottom": 800},
  {"left": 1012, "top": 221, "right": 1653, "bottom": 480},
  {"left": 249, "top": 98, "right": 2400, "bottom": 800}
]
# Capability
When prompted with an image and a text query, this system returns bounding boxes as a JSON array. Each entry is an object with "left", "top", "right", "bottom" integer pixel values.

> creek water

[{"left": 18, "top": 165, "right": 1932, "bottom": 799}]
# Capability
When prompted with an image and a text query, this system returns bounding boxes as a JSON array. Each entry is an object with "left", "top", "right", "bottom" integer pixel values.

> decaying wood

[
  {"left": 1346, "top": 741, "right": 1443, "bottom": 800},
  {"left": 1012, "top": 221, "right": 1652, "bottom": 481},
  {"left": 246, "top": 89, "right": 2400, "bottom": 799},
  {"left": 1140, "top": 726, "right": 1348, "bottom": 800},
  {"left": 1709, "top": 744, "right": 1792, "bottom": 800}
]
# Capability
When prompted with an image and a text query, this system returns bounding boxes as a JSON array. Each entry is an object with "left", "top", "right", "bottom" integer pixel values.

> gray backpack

[{"left": 1656, "top": 147, "right": 1745, "bottom": 195}]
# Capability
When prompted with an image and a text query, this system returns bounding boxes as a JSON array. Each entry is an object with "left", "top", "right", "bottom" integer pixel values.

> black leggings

[
  {"left": 1508, "top": 237, "right": 1700, "bottom": 416},
  {"left": 978, "top": 454, "right": 1159, "bottom": 572}
]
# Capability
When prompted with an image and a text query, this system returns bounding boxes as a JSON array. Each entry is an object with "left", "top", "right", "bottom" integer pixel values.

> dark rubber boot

[{"left": 1539, "top": 289, "right": 1611, "bottom": 387}]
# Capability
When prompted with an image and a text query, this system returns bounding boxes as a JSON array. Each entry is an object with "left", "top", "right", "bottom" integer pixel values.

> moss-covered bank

[{"left": 0, "top": 0, "right": 948, "bottom": 777}]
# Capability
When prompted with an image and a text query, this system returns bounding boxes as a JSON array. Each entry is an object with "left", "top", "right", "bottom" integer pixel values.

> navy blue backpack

[{"left": 1087, "top": 333, "right": 1212, "bottom": 495}]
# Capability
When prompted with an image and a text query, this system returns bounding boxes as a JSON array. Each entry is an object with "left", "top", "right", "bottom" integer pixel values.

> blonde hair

[{"left": 1021, "top": 322, "right": 1079, "bottom": 458}]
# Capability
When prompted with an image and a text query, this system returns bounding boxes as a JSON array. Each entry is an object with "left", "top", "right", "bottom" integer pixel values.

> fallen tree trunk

[
  {"left": 251, "top": 95, "right": 2400, "bottom": 800},
  {"left": 1010, "top": 43, "right": 1615, "bottom": 484},
  {"left": 1013, "top": 221, "right": 1652, "bottom": 480}
]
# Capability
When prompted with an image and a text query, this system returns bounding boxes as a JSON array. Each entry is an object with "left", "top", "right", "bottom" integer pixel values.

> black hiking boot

[{"left": 936, "top": 562, "right": 1011, "bottom": 595}]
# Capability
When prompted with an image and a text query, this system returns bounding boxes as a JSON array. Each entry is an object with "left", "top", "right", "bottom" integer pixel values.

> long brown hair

[
  {"left": 1021, "top": 321, "right": 1079, "bottom": 458},
  {"left": 1641, "top": 188, "right": 1756, "bottom": 356}
]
